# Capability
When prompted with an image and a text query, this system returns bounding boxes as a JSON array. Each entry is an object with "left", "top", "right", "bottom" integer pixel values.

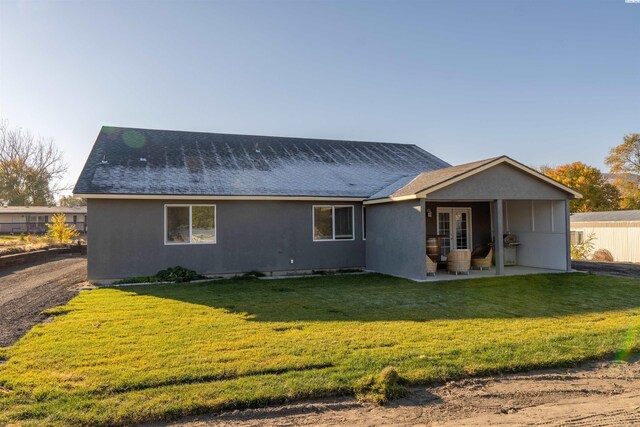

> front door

[{"left": 437, "top": 208, "right": 472, "bottom": 260}]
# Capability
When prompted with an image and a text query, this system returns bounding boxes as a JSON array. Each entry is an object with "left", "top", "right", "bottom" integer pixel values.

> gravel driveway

[
  {"left": 572, "top": 261, "right": 640, "bottom": 279},
  {"left": 0, "top": 256, "right": 86, "bottom": 347}
]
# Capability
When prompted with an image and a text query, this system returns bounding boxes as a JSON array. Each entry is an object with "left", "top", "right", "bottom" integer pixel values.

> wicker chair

[
  {"left": 471, "top": 247, "right": 493, "bottom": 271},
  {"left": 447, "top": 249, "right": 471, "bottom": 275},
  {"left": 426, "top": 255, "right": 437, "bottom": 276}
]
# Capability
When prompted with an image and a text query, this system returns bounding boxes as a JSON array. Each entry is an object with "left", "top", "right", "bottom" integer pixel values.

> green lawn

[{"left": 1, "top": 273, "right": 640, "bottom": 426}]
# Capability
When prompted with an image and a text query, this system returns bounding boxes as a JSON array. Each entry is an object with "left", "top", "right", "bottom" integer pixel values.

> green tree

[
  {"left": 606, "top": 133, "right": 640, "bottom": 175},
  {"left": 544, "top": 162, "right": 620, "bottom": 212},
  {"left": 605, "top": 133, "right": 640, "bottom": 209},
  {"left": 46, "top": 213, "right": 79, "bottom": 243},
  {"left": 0, "top": 121, "right": 68, "bottom": 205},
  {"left": 58, "top": 195, "right": 87, "bottom": 208}
]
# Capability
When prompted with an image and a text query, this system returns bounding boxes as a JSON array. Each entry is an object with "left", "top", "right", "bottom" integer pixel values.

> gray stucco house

[{"left": 74, "top": 126, "right": 581, "bottom": 281}]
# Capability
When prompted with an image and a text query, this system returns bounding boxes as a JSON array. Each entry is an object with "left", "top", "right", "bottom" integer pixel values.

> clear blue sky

[{"left": 1, "top": 0, "right": 638, "bottom": 193}]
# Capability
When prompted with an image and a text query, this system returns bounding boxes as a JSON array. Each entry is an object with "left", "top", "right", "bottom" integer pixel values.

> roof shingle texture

[
  {"left": 570, "top": 210, "right": 640, "bottom": 222},
  {"left": 372, "top": 157, "right": 500, "bottom": 199},
  {"left": 73, "top": 127, "right": 451, "bottom": 198}
]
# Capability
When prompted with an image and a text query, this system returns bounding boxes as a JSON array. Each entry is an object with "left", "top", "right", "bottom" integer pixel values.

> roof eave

[{"left": 73, "top": 193, "right": 367, "bottom": 202}]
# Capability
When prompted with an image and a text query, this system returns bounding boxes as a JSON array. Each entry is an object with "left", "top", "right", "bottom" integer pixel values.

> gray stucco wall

[
  {"left": 428, "top": 163, "right": 571, "bottom": 200},
  {"left": 365, "top": 199, "right": 426, "bottom": 280},
  {"left": 503, "top": 199, "right": 568, "bottom": 270},
  {"left": 87, "top": 199, "right": 365, "bottom": 280}
]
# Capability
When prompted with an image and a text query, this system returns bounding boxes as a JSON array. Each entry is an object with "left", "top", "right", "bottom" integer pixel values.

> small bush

[
  {"left": 354, "top": 366, "right": 407, "bottom": 405},
  {"left": 113, "top": 266, "right": 205, "bottom": 285},
  {"left": 592, "top": 249, "right": 614, "bottom": 262},
  {"left": 571, "top": 232, "right": 596, "bottom": 260},
  {"left": 242, "top": 270, "right": 266, "bottom": 278},
  {"left": 46, "top": 213, "right": 79, "bottom": 243},
  {"left": 156, "top": 266, "right": 205, "bottom": 283}
]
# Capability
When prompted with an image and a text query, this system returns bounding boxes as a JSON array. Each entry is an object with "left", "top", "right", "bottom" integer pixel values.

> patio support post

[
  {"left": 565, "top": 199, "right": 572, "bottom": 271},
  {"left": 493, "top": 199, "right": 504, "bottom": 275}
]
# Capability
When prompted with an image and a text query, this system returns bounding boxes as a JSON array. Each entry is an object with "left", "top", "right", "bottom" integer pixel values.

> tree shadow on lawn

[{"left": 121, "top": 273, "right": 640, "bottom": 322}]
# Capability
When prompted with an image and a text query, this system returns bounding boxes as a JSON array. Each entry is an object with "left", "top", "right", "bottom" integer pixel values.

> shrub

[
  {"left": 570, "top": 232, "right": 595, "bottom": 260},
  {"left": 354, "top": 366, "right": 407, "bottom": 405},
  {"left": 46, "top": 213, "right": 79, "bottom": 243},
  {"left": 242, "top": 270, "right": 266, "bottom": 278},
  {"left": 113, "top": 266, "right": 205, "bottom": 285},
  {"left": 155, "top": 266, "right": 205, "bottom": 283},
  {"left": 592, "top": 249, "right": 614, "bottom": 262}
]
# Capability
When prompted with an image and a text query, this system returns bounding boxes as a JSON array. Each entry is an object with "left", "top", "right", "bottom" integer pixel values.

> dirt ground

[
  {"left": 157, "top": 358, "right": 640, "bottom": 427},
  {"left": 0, "top": 255, "right": 86, "bottom": 347},
  {"left": 572, "top": 260, "right": 640, "bottom": 279}
]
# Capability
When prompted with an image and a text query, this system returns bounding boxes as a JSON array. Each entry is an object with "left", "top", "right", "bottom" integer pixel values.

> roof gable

[
  {"left": 74, "top": 127, "right": 450, "bottom": 198},
  {"left": 366, "top": 156, "right": 581, "bottom": 203}
]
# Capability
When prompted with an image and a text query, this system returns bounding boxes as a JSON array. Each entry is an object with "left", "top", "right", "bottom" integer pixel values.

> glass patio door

[{"left": 437, "top": 208, "right": 472, "bottom": 259}]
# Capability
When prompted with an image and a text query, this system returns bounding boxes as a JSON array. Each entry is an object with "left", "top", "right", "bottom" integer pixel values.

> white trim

[
  {"left": 164, "top": 204, "right": 217, "bottom": 245},
  {"left": 76, "top": 193, "right": 365, "bottom": 202},
  {"left": 363, "top": 194, "right": 417, "bottom": 205},
  {"left": 504, "top": 201, "right": 509, "bottom": 232},
  {"left": 312, "top": 205, "right": 355, "bottom": 242},
  {"left": 531, "top": 200, "right": 535, "bottom": 232}
]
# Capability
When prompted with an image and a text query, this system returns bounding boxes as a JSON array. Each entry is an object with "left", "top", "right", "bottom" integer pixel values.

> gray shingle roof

[
  {"left": 73, "top": 126, "right": 450, "bottom": 198},
  {"left": 369, "top": 157, "right": 501, "bottom": 199},
  {"left": 570, "top": 210, "right": 640, "bottom": 222}
]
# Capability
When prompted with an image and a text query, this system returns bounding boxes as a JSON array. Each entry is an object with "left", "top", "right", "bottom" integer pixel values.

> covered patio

[
  {"left": 365, "top": 156, "right": 582, "bottom": 281},
  {"left": 423, "top": 265, "right": 568, "bottom": 282}
]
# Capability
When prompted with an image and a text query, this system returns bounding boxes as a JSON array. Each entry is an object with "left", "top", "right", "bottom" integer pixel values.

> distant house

[
  {"left": 0, "top": 206, "right": 87, "bottom": 234},
  {"left": 74, "top": 126, "right": 581, "bottom": 281},
  {"left": 570, "top": 210, "right": 640, "bottom": 263}
]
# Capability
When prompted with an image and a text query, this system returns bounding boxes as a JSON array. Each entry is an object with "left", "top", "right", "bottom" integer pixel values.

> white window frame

[
  {"left": 312, "top": 205, "right": 355, "bottom": 242},
  {"left": 570, "top": 230, "right": 584, "bottom": 245},
  {"left": 436, "top": 207, "right": 473, "bottom": 252},
  {"left": 164, "top": 204, "right": 217, "bottom": 245}
]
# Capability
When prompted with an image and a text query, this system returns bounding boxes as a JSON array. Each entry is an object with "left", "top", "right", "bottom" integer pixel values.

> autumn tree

[
  {"left": 58, "top": 195, "right": 87, "bottom": 208},
  {"left": 0, "top": 121, "right": 68, "bottom": 206},
  {"left": 605, "top": 133, "right": 640, "bottom": 209},
  {"left": 46, "top": 213, "right": 79, "bottom": 242},
  {"left": 544, "top": 162, "right": 620, "bottom": 212}
]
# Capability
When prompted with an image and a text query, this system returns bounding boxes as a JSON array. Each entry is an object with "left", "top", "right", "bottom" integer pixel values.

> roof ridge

[{"left": 100, "top": 125, "right": 425, "bottom": 148}]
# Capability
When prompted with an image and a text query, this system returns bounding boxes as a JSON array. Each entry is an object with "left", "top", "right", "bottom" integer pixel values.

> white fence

[{"left": 570, "top": 221, "right": 640, "bottom": 263}]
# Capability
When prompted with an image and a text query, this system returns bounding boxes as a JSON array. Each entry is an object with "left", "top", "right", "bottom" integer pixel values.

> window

[
  {"left": 362, "top": 206, "right": 367, "bottom": 240},
  {"left": 570, "top": 230, "right": 584, "bottom": 245},
  {"left": 165, "top": 204, "right": 216, "bottom": 244},
  {"left": 313, "top": 205, "right": 354, "bottom": 241},
  {"left": 73, "top": 215, "right": 77, "bottom": 223},
  {"left": 28, "top": 215, "right": 48, "bottom": 223}
]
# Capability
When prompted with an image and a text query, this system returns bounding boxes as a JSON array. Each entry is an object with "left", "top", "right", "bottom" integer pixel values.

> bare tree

[{"left": 0, "top": 120, "right": 68, "bottom": 206}]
